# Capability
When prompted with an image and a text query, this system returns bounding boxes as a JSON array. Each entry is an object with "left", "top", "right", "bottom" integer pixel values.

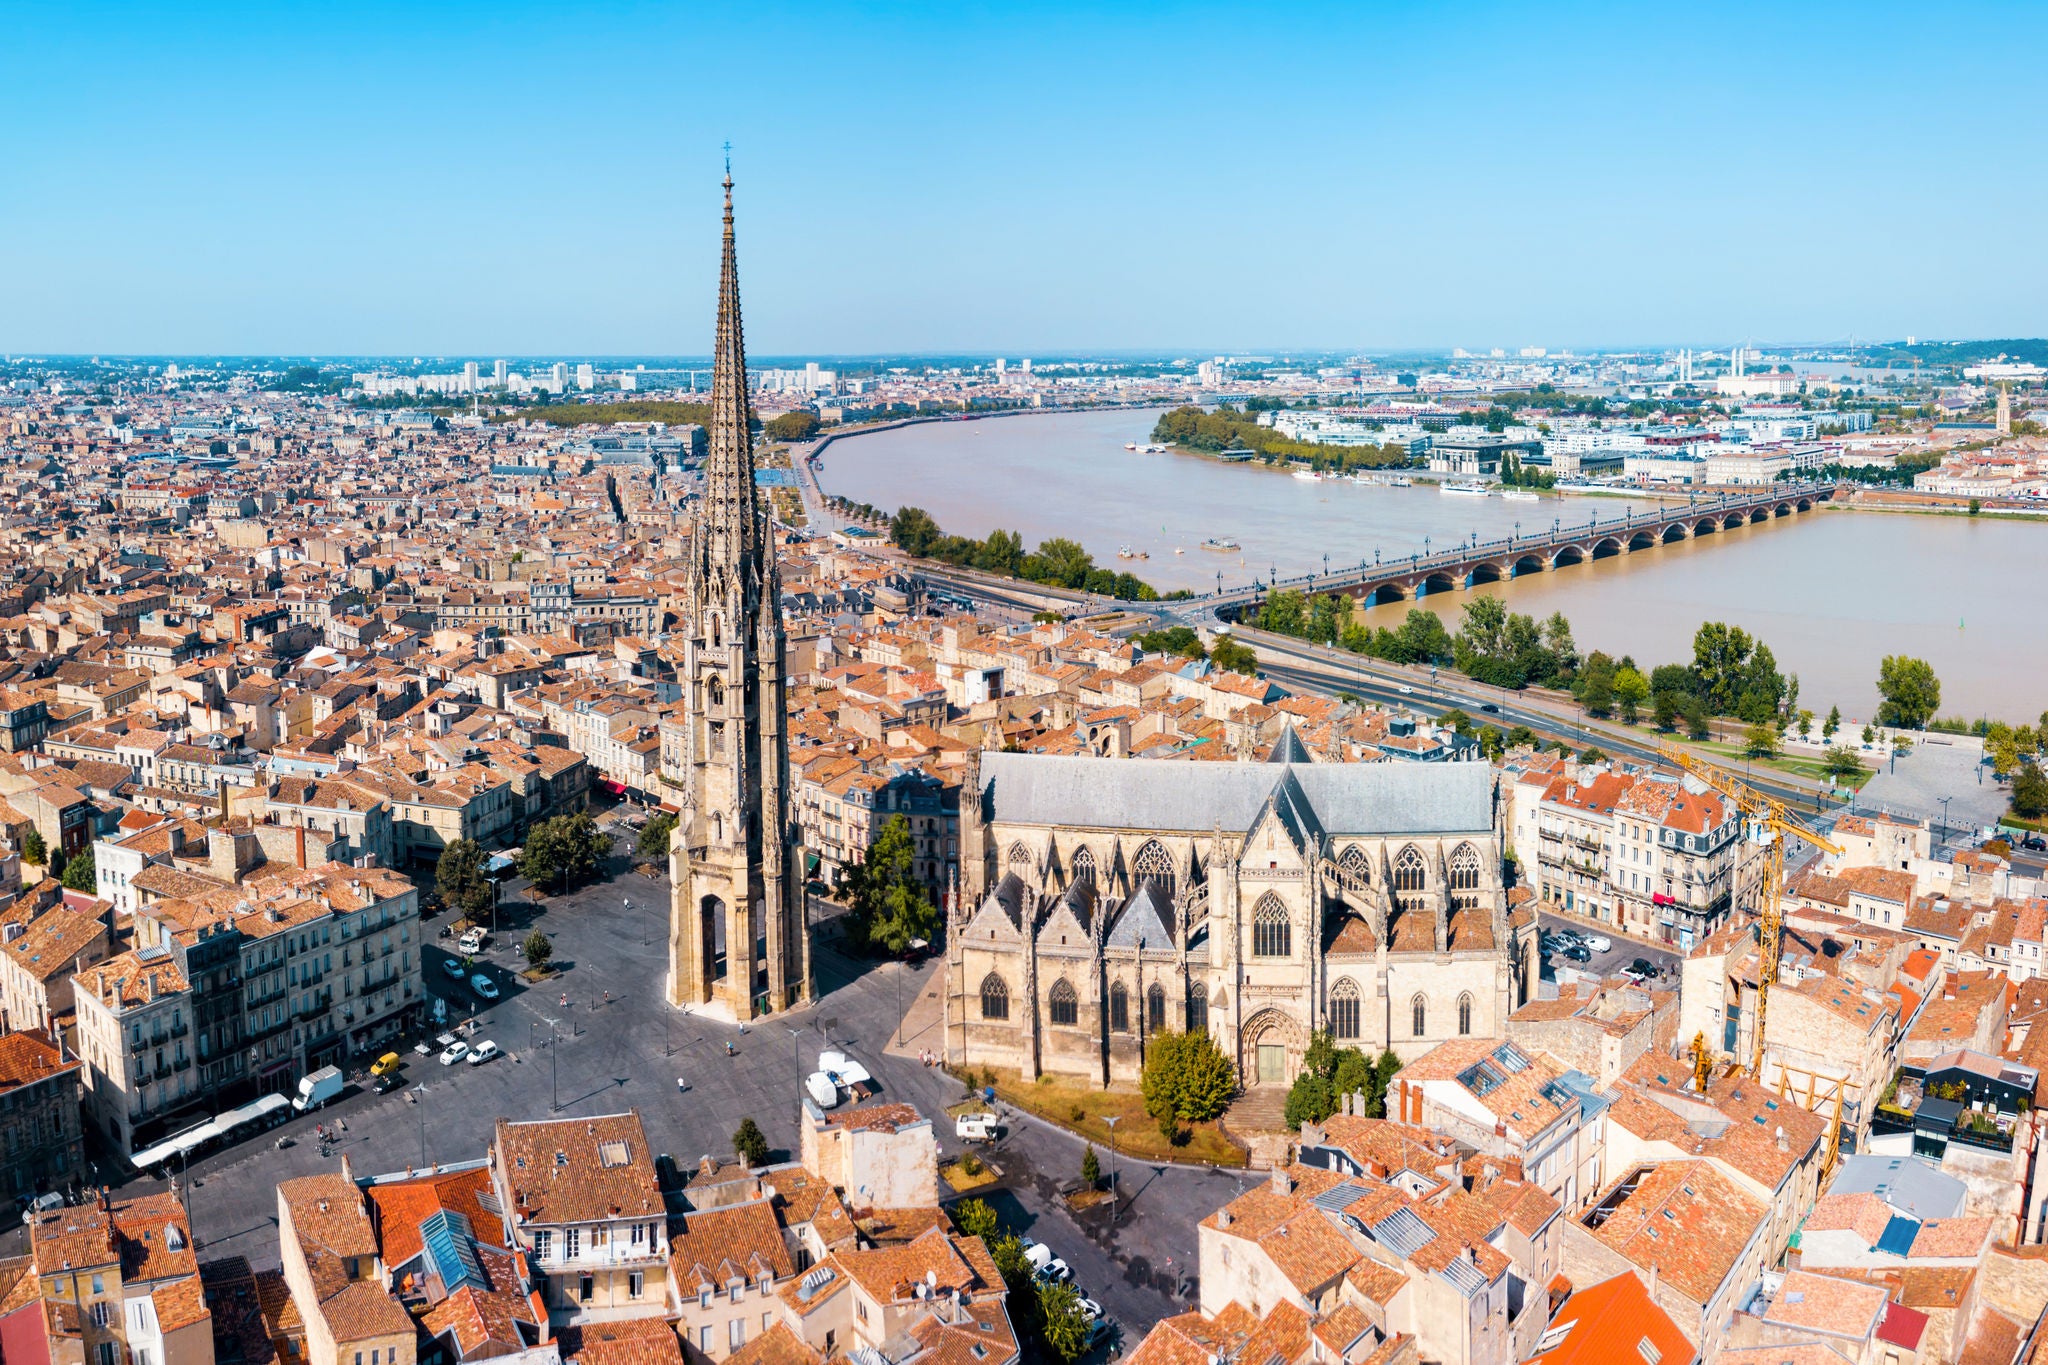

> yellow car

[{"left": 370, "top": 1052, "right": 403, "bottom": 1079}]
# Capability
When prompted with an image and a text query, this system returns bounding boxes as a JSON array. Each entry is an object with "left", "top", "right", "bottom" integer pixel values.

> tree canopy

[
  {"left": 1140, "top": 1030, "right": 1237, "bottom": 1124},
  {"left": 436, "top": 838, "right": 495, "bottom": 920},
  {"left": 840, "top": 814, "right": 940, "bottom": 956},
  {"left": 517, "top": 813, "right": 610, "bottom": 892},
  {"left": 889, "top": 506, "right": 1160, "bottom": 601},
  {"left": 1876, "top": 655, "right": 1942, "bottom": 729},
  {"left": 764, "top": 410, "right": 821, "bottom": 441}
]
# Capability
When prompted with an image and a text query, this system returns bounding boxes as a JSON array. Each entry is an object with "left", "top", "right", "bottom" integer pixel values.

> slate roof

[
  {"left": 977, "top": 750, "right": 1491, "bottom": 835},
  {"left": 1106, "top": 884, "right": 1175, "bottom": 950}
]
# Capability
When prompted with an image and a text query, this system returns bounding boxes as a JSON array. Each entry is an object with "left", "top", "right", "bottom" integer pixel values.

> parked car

[
  {"left": 1583, "top": 935, "right": 1613, "bottom": 953},
  {"left": 1023, "top": 1242, "right": 1071, "bottom": 1283},
  {"left": 438, "top": 1041, "right": 471, "bottom": 1066},
  {"left": 470, "top": 973, "right": 500, "bottom": 1000},
  {"left": 440, "top": 957, "right": 467, "bottom": 980},
  {"left": 1479, "top": 702, "right": 1499, "bottom": 713},
  {"left": 1629, "top": 958, "right": 1661, "bottom": 978},
  {"left": 21, "top": 1191, "right": 64, "bottom": 1223},
  {"left": 458, "top": 928, "right": 489, "bottom": 954},
  {"left": 370, "top": 1052, "right": 404, "bottom": 1079},
  {"left": 467, "top": 1040, "right": 501, "bottom": 1066}
]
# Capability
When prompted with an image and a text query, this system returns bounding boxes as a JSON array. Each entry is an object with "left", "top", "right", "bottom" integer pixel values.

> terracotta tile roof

[
  {"left": 493, "top": 1111, "right": 662, "bottom": 1227},
  {"left": 1527, "top": 1270, "right": 1694, "bottom": 1365},
  {"left": 559, "top": 1315, "right": 692, "bottom": 1365},
  {"left": 1762, "top": 1269, "right": 1888, "bottom": 1340},
  {"left": 1583, "top": 1161, "right": 1766, "bottom": 1307}
]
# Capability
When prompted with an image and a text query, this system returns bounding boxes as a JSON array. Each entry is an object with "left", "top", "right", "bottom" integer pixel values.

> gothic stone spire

[{"left": 700, "top": 169, "right": 764, "bottom": 593}]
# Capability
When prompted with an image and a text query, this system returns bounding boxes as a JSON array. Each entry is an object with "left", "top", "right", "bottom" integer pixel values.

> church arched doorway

[{"left": 1239, "top": 1007, "right": 1303, "bottom": 1088}]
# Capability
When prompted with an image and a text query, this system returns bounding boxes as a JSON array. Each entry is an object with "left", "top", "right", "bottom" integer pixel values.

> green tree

[
  {"left": 523, "top": 930, "right": 554, "bottom": 972},
  {"left": 1651, "top": 690, "right": 1683, "bottom": 733},
  {"left": 1862, "top": 722, "right": 1876, "bottom": 744},
  {"left": 2012, "top": 762, "right": 2048, "bottom": 819},
  {"left": 1577, "top": 652, "right": 1616, "bottom": 718},
  {"left": 1613, "top": 667, "right": 1650, "bottom": 725},
  {"left": 1037, "top": 1280, "right": 1095, "bottom": 1363},
  {"left": 518, "top": 812, "right": 609, "bottom": 892},
  {"left": 48, "top": 848, "right": 66, "bottom": 880},
  {"left": 988, "top": 1235, "right": 1048, "bottom": 1356},
  {"left": 1140, "top": 1029, "right": 1236, "bottom": 1122},
  {"left": 1283, "top": 1070, "right": 1335, "bottom": 1131},
  {"left": 1823, "top": 747, "right": 1866, "bottom": 782},
  {"left": 1030, "top": 537, "right": 1095, "bottom": 590},
  {"left": 636, "top": 812, "right": 677, "bottom": 859},
  {"left": 1823, "top": 705, "right": 1841, "bottom": 740},
  {"left": 841, "top": 814, "right": 940, "bottom": 955},
  {"left": 1876, "top": 656, "right": 1942, "bottom": 729},
  {"left": 1209, "top": 637, "right": 1258, "bottom": 676},
  {"left": 1080, "top": 1146, "right": 1100, "bottom": 1189},
  {"left": 21, "top": 828, "right": 45, "bottom": 866},
  {"left": 436, "top": 838, "right": 495, "bottom": 920},
  {"left": 890, "top": 506, "right": 941, "bottom": 556},
  {"left": 60, "top": 847, "right": 96, "bottom": 893},
  {"left": 764, "top": 410, "right": 821, "bottom": 441},
  {"left": 1745, "top": 723, "right": 1780, "bottom": 759},
  {"left": 1374, "top": 1048, "right": 1403, "bottom": 1099},
  {"left": 1795, "top": 708, "right": 1814, "bottom": 741},
  {"left": 1682, "top": 693, "right": 1712, "bottom": 741},
  {"left": 1135, "top": 625, "right": 1205, "bottom": 661},
  {"left": 952, "top": 1198, "right": 999, "bottom": 1240},
  {"left": 732, "top": 1117, "right": 770, "bottom": 1168}
]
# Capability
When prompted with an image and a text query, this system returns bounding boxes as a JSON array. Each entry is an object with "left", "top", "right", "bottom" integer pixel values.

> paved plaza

[{"left": 15, "top": 837, "right": 1227, "bottom": 1347}]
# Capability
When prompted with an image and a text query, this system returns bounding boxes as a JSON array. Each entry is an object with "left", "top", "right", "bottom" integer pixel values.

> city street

[{"left": 21, "top": 834, "right": 1195, "bottom": 1348}]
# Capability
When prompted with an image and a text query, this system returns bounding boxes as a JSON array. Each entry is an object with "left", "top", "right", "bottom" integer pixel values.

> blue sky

[{"left": 5, "top": 1, "right": 2043, "bottom": 356}]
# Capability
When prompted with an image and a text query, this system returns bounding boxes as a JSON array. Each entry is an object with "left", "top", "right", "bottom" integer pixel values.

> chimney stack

[{"left": 1269, "top": 1165, "right": 1292, "bottom": 1197}]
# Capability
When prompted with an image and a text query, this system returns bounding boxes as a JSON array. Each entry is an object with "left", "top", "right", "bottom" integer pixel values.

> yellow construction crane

[{"left": 1655, "top": 743, "right": 1842, "bottom": 1083}]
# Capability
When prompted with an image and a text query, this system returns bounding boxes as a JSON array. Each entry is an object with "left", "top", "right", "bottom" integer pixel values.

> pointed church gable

[
  {"left": 1106, "top": 884, "right": 1175, "bottom": 952},
  {"left": 963, "top": 872, "right": 1027, "bottom": 942}
]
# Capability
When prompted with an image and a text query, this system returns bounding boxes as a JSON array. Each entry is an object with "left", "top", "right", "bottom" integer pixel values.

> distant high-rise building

[
  {"left": 576, "top": 363, "right": 595, "bottom": 391},
  {"left": 463, "top": 361, "right": 479, "bottom": 393},
  {"left": 1020, "top": 358, "right": 1032, "bottom": 375},
  {"left": 994, "top": 357, "right": 1006, "bottom": 378},
  {"left": 493, "top": 359, "right": 509, "bottom": 389},
  {"left": 550, "top": 362, "right": 568, "bottom": 393}
]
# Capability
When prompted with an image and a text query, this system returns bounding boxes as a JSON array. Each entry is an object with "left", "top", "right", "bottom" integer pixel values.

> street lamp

[
  {"left": 542, "top": 1017, "right": 561, "bottom": 1112},
  {"left": 1938, "top": 796, "right": 1953, "bottom": 846},
  {"left": 410, "top": 1083, "right": 429, "bottom": 1167},
  {"left": 1102, "top": 1115, "right": 1120, "bottom": 1227}
]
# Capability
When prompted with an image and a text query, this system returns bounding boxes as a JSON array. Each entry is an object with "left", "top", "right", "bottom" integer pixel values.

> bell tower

[{"left": 668, "top": 166, "right": 811, "bottom": 1018}]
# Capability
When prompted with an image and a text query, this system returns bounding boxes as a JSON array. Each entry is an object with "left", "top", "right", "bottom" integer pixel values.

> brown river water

[{"left": 821, "top": 407, "right": 2044, "bottom": 722}]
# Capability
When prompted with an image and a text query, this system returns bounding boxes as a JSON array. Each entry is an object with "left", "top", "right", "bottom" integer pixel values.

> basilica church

[{"left": 945, "top": 741, "right": 1536, "bottom": 1090}]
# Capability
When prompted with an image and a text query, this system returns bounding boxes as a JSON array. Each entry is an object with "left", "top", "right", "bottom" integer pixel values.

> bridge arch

[
  {"left": 1795, "top": 496, "right": 1814, "bottom": 512},
  {"left": 1694, "top": 517, "right": 1718, "bottom": 536},
  {"left": 1749, "top": 507, "right": 1770, "bottom": 524},
  {"left": 1722, "top": 512, "right": 1745, "bottom": 529},
  {"left": 1469, "top": 560, "right": 1508, "bottom": 585},
  {"left": 1628, "top": 529, "right": 1659, "bottom": 551},
  {"left": 1367, "top": 582, "right": 1408, "bottom": 606},
  {"left": 1590, "top": 536, "right": 1625, "bottom": 560},
  {"left": 1662, "top": 522, "right": 1690, "bottom": 543},
  {"left": 1422, "top": 571, "right": 1460, "bottom": 596},
  {"left": 1552, "top": 544, "right": 1588, "bottom": 568},
  {"left": 1512, "top": 554, "right": 1548, "bottom": 577}
]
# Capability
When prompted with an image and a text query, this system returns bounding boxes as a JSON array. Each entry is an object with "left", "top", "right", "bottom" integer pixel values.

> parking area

[{"left": 1536, "top": 911, "right": 1684, "bottom": 988}]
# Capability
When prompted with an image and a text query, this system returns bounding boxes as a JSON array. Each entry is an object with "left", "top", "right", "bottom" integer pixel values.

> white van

[
  {"left": 955, "top": 1113, "right": 1000, "bottom": 1142},
  {"left": 805, "top": 1072, "right": 841, "bottom": 1109}
]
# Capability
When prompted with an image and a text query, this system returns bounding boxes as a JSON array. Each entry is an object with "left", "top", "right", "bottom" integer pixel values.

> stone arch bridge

[{"left": 1211, "top": 482, "right": 1838, "bottom": 617}]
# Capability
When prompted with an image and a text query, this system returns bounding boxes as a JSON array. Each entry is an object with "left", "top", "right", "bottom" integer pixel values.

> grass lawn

[
  {"left": 940, "top": 1158, "right": 998, "bottom": 1192},
  {"left": 1677, "top": 737, "right": 1874, "bottom": 791},
  {"left": 977, "top": 1066, "right": 1246, "bottom": 1168}
]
